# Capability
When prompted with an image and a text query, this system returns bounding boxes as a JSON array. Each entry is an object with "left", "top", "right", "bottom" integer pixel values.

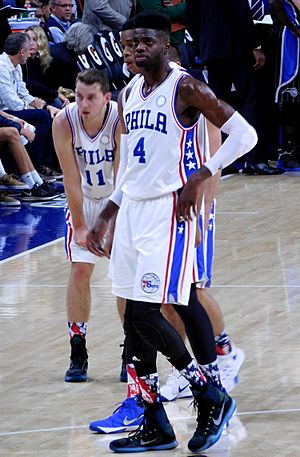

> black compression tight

[
  {"left": 124, "top": 299, "right": 192, "bottom": 377},
  {"left": 173, "top": 284, "right": 216, "bottom": 365}
]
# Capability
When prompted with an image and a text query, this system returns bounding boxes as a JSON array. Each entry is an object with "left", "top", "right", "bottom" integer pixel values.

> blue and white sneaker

[
  {"left": 218, "top": 345, "right": 245, "bottom": 393},
  {"left": 160, "top": 368, "right": 192, "bottom": 402},
  {"left": 89, "top": 397, "right": 144, "bottom": 434}
]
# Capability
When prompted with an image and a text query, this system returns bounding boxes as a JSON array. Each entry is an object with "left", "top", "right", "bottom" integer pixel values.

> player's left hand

[{"left": 176, "top": 168, "right": 209, "bottom": 222}]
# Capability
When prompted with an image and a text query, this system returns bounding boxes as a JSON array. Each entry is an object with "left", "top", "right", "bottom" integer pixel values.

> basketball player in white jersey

[
  {"left": 87, "top": 12, "right": 257, "bottom": 453},
  {"left": 119, "top": 29, "right": 245, "bottom": 399},
  {"left": 53, "top": 69, "right": 120, "bottom": 383}
]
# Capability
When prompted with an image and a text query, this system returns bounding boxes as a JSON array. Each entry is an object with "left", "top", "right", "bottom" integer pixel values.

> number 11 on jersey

[{"left": 85, "top": 169, "right": 106, "bottom": 186}]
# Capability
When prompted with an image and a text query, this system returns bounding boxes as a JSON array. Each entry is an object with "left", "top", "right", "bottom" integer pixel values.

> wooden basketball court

[{"left": 1, "top": 173, "right": 300, "bottom": 456}]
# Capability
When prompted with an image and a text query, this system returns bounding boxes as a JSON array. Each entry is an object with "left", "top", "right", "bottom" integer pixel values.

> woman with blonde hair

[{"left": 22, "top": 25, "right": 69, "bottom": 108}]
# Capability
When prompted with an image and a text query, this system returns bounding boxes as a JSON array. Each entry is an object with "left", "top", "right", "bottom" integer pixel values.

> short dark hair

[
  {"left": 4, "top": 33, "right": 30, "bottom": 55},
  {"left": 76, "top": 69, "right": 110, "bottom": 94},
  {"left": 132, "top": 12, "right": 171, "bottom": 37},
  {"left": 121, "top": 18, "right": 135, "bottom": 32}
]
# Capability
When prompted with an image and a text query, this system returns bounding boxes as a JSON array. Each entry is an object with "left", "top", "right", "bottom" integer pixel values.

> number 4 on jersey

[{"left": 133, "top": 137, "right": 146, "bottom": 164}]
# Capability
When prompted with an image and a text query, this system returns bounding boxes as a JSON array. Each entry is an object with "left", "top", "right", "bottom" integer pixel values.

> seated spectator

[
  {"left": 44, "top": 0, "right": 72, "bottom": 44},
  {"left": 48, "top": 22, "right": 93, "bottom": 89},
  {"left": 0, "top": 110, "right": 59, "bottom": 201},
  {"left": 82, "top": 0, "right": 135, "bottom": 34},
  {"left": 0, "top": 0, "right": 12, "bottom": 52},
  {"left": 30, "top": 0, "right": 51, "bottom": 28},
  {"left": 0, "top": 32, "right": 61, "bottom": 179},
  {"left": 23, "top": 25, "right": 69, "bottom": 107}
]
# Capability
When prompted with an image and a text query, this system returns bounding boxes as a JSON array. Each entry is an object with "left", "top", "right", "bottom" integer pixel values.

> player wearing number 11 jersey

[{"left": 53, "top": 68, "right": 120, "bottom": 383}]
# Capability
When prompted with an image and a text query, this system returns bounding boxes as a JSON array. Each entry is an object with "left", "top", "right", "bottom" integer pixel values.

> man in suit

[{"left": 186, "top": 0, "right": 283, "bottom": 175}]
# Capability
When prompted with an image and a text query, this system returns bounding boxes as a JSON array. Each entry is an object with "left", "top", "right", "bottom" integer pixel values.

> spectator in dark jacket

[
  {"left": 47, "top": 22, "right": 94, "bottom": 89},
  {"left": 186, "top": 0, "right": 283, "bottom": 175},
  {"left": 22, "top": 25, "right": 69, "bottom": 107}
]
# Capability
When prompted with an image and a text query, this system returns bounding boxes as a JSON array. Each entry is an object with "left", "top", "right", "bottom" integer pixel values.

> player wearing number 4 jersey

[
  {"left": 53, "top": 68, "right": 120, "bottom": 383},
  {"left": 87, "top": 12, "right": 257, "bottom": 454}
]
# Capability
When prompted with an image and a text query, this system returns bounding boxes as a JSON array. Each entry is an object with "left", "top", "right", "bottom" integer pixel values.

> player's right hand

[
  {"left": 87, "top": 201, "right": 119, "bottom": 257},
  {"left": 87, "top": 219, "right": 109, "bottom": 257},
  {"left": 74, "top": 226, "right": 89, "bottom": 248}
]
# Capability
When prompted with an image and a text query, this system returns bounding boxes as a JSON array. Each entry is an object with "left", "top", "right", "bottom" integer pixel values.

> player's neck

[
  {"left": 143, "top": 63, "right": 171, "bottom": 93},
  {"left": 81, "top": 104, "right": 108, "bottom": 136}
]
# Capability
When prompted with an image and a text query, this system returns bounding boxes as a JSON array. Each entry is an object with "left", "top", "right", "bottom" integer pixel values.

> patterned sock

[
  {"left": 179, "top": 359, "right": 206, "bottom": 389},
  {"left": 200, "top": 360, "right": 225, "bottom": 392},
  {"left": 137, "top": 372, "right": 160, "bottom": 404},
  {"left": 127, "top": 364, "right": 140, "bottom": 398},
  {"left": 215, "top": 330, "right": 232, "bottom": 355},
  {"left": 68, "top": 321, "right": 87, "bottom": 338}
]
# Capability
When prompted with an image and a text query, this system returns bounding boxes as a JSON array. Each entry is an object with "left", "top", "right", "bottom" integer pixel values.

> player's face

[
  {"left": 120, "top": 29, "right": 140, "bottom": 75},
  {"left": 132, "top": 29, "right": 169, "bottom": 69},
  {"left": 75, "top": 81, "right": 111, "bottom": 120}
]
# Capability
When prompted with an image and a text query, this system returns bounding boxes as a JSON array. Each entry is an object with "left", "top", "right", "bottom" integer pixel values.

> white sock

[
  {"left": 21, "top": 173, "right": 35, "bottom": 189},
  {"left": 30, "top": 170, "right": 43, "bottom": 186}
]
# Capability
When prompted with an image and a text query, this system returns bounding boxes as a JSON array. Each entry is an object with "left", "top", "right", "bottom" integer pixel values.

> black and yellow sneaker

[
  {"left": 188, "top": 384, "right": 236, "bottom": 453},
  {"left": 65, "top": 335, "right": 88, "bottom": 382},
  {"left": 109, "top": 402, "right": 178, "bottom": 453}
]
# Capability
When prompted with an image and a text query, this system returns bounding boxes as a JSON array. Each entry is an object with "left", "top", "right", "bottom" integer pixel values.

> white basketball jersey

[
  {"left": 65, "top": 101, "right": 119, "bottom": 200},
  {"left": 122, "top": 67, "right": 207, "bottom": 200}
]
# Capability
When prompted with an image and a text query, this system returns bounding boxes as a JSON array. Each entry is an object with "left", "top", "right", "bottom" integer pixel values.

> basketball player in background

[
  {"left": 53, "top": 68, "right": 120, "bottom": 382},
  {"left": 87, "top": 12, "right": 257, "bottom": 453}
]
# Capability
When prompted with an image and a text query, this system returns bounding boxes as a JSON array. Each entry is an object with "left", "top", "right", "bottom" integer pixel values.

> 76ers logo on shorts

[{"left": 141, "top": 273, "right": 160, "bottom": 294}]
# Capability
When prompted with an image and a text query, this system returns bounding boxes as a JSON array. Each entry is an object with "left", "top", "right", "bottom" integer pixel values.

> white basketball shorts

[
  {"left": 64, "top": 195, "right": 110, "bottom": 264},
  {"left": 109, "top": 192, "right": 197, "bottom": 306}
]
